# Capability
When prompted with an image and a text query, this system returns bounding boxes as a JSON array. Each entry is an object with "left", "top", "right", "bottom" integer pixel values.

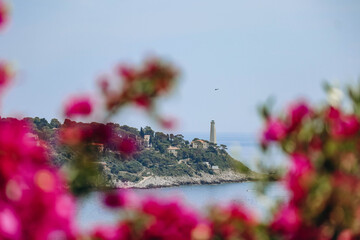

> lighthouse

[{"left": 210, "top": 120, "right": 216, "bottom": 144}]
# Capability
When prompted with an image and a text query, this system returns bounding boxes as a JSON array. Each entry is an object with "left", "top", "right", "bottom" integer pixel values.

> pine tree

[{"left": 140, "top": 127, "right": 145, "bottom": 138}]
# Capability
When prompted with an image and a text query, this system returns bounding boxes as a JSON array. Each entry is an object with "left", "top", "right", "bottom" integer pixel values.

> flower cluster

[
  {"left": 207, "top": 204, "right": 258, "bottom": 240},
  {"left": 101, "top": 59, "right": 178, "bottom": 113},
  {"left": 0, "top": 118, "right": 77, "bottom": 239},
  {"left": 261, "top": 93, "right": 360, "bottom": 239},
  {"left": 88, "top": 190, "right": 201, "bottom": 240},
  {"left": 63, "top": 58, "right": 178, "bottom": 126}
]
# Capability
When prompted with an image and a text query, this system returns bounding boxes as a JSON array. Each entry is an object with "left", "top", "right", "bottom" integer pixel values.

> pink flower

[
  {"left": 134, "top": 95, "right": 151, "bottom": 109},
  {"left": 104, "top": 190, "right": 138, "bottom": 209},
  {"left": 117, "top": 65, "right": 136, "bottom": 82},
  {"left": 0, "top": 1, "right": 8, "bottom": 31},
  {"left": 64, "top": 95, "right": 93, "bottom": 118},
  {"left": 262, "top": 118, "right": 287, "bottom": 142},
  {"left": 117, "top": 137, "right": 137, "bottom": 156},
  {"left": 326, "top": 106, "right": 341, "bottom": 120},
  {"left": 98, "top": 76, "right": 110, "bottom": 95},
  {"left": 0, "top": 119, "right": 77, "bottom": 239},
  {"left": 209, "top": 204, "right": 257, "bottom": 240},
  {"left": 91, "top": 224, "right": 131, "bottom": 240},
  {"left": 287, "top": 101, "right": 311, "bottom": 131},
  {"left": 285, "top": 154, "right": 314, "bottom": 205},
  {"left": 159, "top": 117, "right": 177, "bottom": 130},
  {"left": 0, "top": 62, "right": 12, "bottom": 89},
  {"left": 0, "top": 205, "right": 20, "bottom": 240},
  {"left": 338, "top": 230, "right": 355, "bottom": 240},
  {"left": 141, "top": 197, "right": 199, "bottom": 240},
  {"left": 270, "top": 204, "right": 301, "bottom": 235},
  {"left": 330, "top": 114, "right": 360, "bottom": 139}
]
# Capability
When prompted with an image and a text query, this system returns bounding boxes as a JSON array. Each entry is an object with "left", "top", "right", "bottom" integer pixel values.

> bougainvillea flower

[
  {"left": 270, "top": 204, "right": 301, "bottom": 235},
  {"left": 0, "top": 62, "right": 12, "bottom": 89},
  {"left": 98, "top": 76, "right": 110, "bottom": 95},
  {"left": 134, "top": 95, "right": 151, "bottom": 109},
  {"left": 104, "top": 190, "right": 139, "bottom": 209},
  {"left": 285, "top": 154, "right": 314, "bottom": 205},
  {"left": 117, "top": 65, "right": 136, "bottom": 83},
  {"left": 330, "top": 114, "right": 360, "bottom": 139},
  {"left": 262, "top": 118, "right": 287, "bottom": 142},
  {"left": 209, "top": 204, "right": 257, "bottom": 240},
  {"left": 0, "top": 205, "right": 20, "bottom": 239},
  {"left": 326, "top": 106, "right": 341, "bottom": 120},
  {"left": 159, "top": 117, "right": 177, "bottom": 130},
  {"left": 287, "top": 101, "right": 311, "bottom": 131},
  {"left": 117, "top": 137, "right": 137, "bottom": 156},
  {"left": 140, "top": 197, "right": 199, "bottom": 240},
  {"left": 0, "top": 119, "right": 77, "bottom": 239},
  {"left": 64, "top": 95, "right": 93, "bottom": 118},
  {"left": 91, "top": 224, "right": 131, "bottom": 240},
  {"left": 0, "top": 0, "right": 8, "bottom": 31}
]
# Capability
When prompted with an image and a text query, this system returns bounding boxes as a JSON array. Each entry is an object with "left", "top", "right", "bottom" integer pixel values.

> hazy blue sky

[{"left": 1, "top": 0, "right": 359, "bottom": 135}]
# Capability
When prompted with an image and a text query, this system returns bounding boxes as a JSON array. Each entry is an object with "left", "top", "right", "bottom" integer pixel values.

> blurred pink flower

[
  {"left": 209, "top": 204, "right": 257, "bottom": 240},
  {"left": 104, "top": 190, "right": 138, "bottom": 209},
  {"left": 91, "top": 224, "right": 131, "bottom": 240},
  {"left": 330, "top": 114, "right": 360, "bottom": 139},
  {"left": 117, "top": 65, "right": 136, "bottom": 83},
  {"left": 270, "top": 204, "right": 301, "bottom": 235},
  {"left": 0, "top": 205, "right": 20, "bottom": 240},
  {"left": 0, "top": 0, "right": 8, "bottom": 31},
  {"left": 64, "top": 95, "right": 93, "bottom": 118},
  {"left": 117, "top": 137, "right": 137, "bottom": 156},
  {"left": 285, "top": 154, "right": 314, "bottom": 205},
  {"left": 0, "top": 62, "right": 12, "bottom": 89},
  {"left": 326, "top": 106, "right": 341, "bottom": 120},
  {"left": 134, "top": 95, "right": 151, "bottom": 109},
  {"left": 262, "top": 118, "right": 287, "bottom": 142},
  {"left": 141, "top": 197, "right": 199, "bottom": 240},
  {"left": 0, "top": 119, "right": 77, "bottom": 239},
  {"left": 98, "top": 76, "right": 110, "bottom": 95},
  {"left": 159, "top": 117, "right": 177, "bottom": 130},
  {"left": 287, "top": 101, "right": 311, "bottom": 131}
]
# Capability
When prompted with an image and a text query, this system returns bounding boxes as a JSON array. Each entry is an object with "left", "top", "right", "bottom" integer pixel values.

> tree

[
  {"left": 140, "top": 127, "right": 145, "bottom": 138},
  {"left": 144, "top": 126, "right": 154, "bottom": 137},
  {"left": 120, "top": 125, "right": 139, "bottom": 136},
  {"left": 50, "top": 118, "right": 61, "bottom": 129},
  {"left": 33, "top": 117, "right": 50, "bottom": 129}
]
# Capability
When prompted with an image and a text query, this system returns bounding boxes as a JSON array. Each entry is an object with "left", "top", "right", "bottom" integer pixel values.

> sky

[{"left": 1, "top": 0, "right": 360, "bottom": 135}]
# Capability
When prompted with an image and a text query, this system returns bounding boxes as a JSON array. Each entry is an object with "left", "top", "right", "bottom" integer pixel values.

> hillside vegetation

[{"left": 21, "top": 117, "right": 253, "bottom": 184}]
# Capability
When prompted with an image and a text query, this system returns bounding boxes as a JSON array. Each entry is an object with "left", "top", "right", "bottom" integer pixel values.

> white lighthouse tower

[{"left": 210, "top": 120, "right": 216, "bottom": 144}]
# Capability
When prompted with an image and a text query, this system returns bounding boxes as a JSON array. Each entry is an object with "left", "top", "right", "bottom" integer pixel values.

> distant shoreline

[{"left": 111, "top": 170, "right": 262, "bottom": 189}]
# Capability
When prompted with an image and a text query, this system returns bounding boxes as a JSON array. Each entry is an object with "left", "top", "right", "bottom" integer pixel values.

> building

[
  {"left": 212, "top": 165, "right": 219, "bottom": 171},
  {"left": 144, "top": 135, "right": 151, "bottom": 148},
  {"left": 90, "top": 143, "right": 104, "bottom": 152},
  {"left": 167, "top": 146, "right": 180, "bottom": 156},
  {"left": 191, "top": 139, "right": 209, "bottom": 149},
  {"left": 210, "top": 120, "right": 216, "bottom": 144}
]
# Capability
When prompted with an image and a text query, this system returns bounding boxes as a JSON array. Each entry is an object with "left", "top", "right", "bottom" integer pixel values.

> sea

[{"left": 77, "top": 133, "right": 289, "bottom": 230}]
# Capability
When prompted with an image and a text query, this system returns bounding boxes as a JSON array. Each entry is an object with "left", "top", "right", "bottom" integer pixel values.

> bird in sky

[{"left": 215, "top": 88, "right": 219, "bottom": 91}]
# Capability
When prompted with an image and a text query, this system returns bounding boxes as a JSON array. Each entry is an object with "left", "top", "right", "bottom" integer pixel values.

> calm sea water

[{"left": 77, "top": 133, "right": 288, "bottom": 230}]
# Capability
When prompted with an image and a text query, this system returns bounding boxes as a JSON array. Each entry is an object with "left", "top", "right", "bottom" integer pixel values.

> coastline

[{"left": 112, "top": 170, "right": 261, "bottom": 189}]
